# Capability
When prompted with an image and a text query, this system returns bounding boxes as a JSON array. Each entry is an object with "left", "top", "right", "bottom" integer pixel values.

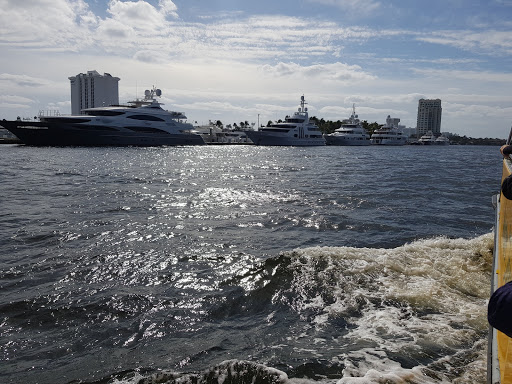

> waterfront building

[
  {"left": 416, "top": 99, "right": 442, "bottom": 137},
  {"left": 69, "top": 70, "right": 120, "bottom": 115},
  {"left": 386, "top": 115, "right": 401, "bottom": 129},
  {"left": 401, "top": 127, "right": 416, "bottom": 138}
]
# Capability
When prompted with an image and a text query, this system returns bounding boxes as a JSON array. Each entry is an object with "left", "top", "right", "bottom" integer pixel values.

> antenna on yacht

[
  {"left": 143, "top": 86, "right": 162, "bottom": 101},
  {"left": 300, "top": 95, "right": 308, "bottom": 112},
  {"left": 128, "top": 86, "right": 163, "bottom": 107}
]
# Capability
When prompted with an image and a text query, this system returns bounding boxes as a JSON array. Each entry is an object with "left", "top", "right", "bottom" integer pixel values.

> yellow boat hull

[{"left": 490, "top": 158, "right": 512, "bottom": 383}]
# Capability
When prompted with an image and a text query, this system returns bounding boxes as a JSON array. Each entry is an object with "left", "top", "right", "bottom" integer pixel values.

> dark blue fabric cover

[
  {"left": 502, "top": 175, "right": 512, "bottom": 200},
  {"left": 489, "top": 281, "right": 512, "bottom": 338}
]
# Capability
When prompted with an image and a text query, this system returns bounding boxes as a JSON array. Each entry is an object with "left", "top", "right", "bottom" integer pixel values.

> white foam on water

[{"left": 284, "top": 233, "right": 493, "bottom": 383}]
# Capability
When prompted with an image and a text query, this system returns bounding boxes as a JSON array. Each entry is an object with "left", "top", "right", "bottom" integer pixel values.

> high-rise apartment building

[
  {"left": 416, "top": 99, "right": 442, "bottom": 137},
  {"left": 69, "top": 70, "right": 120, "bottom": 114}
]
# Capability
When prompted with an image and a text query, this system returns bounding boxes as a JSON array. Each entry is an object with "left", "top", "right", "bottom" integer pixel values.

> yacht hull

[
  {"left": 245, "top": 131, "right": 325, "bottom": 146},
  {"left": 324, "top": 136, "right": 370, "bottom": 146},
  {"left": 1, "top": 120, "right": 205, "bottom": 146},
  {"left": 370, "top": 139, "right": 407, "bottom": 146}
]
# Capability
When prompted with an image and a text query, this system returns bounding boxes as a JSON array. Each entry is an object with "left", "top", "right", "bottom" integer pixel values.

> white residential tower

[
  {"left": 416, "top": 99, "right": 442, "bottom": 137},
  {"left": 69, "top": 70, "right": 120, "bottom": 115}
]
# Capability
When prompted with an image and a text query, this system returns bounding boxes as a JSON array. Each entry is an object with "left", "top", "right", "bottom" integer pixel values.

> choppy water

[{"left": 0, "top": 144, "right": 500, "bottom": 384}]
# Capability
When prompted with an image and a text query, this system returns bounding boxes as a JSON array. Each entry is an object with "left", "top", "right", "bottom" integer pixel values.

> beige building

[
  {"left": 69, "top": 70, "right": 120, "bottom": 114},
  {"left": 416, "top": 99, "right": 442, "bottom": 137}
]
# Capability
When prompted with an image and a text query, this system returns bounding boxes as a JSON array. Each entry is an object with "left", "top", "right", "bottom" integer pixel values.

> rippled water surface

[{"left": 0, "top": 144, "right": 501, "bottom": 383}]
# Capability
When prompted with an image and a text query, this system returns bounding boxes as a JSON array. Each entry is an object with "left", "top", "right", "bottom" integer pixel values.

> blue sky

[{"left": 1, "top": 0, "right": 512, "bottom": 138}]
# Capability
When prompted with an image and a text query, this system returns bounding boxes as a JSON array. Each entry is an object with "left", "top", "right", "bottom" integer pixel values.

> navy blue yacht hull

[{"left": 0, "top": 120, "right": 205, "bottom": 146}]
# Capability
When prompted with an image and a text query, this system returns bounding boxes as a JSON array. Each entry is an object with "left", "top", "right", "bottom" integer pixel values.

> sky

[{"left": 1, "top": 0, "right": 512, "bottom": 138}]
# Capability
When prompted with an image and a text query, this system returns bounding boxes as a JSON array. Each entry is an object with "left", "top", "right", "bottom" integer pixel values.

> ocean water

[{"left": 0, "top": 144, "right": 500, "bottom": 384}]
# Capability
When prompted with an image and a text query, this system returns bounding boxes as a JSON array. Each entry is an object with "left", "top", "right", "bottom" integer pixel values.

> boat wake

[{"left": 78, "top": 234, "right": 493, "bottom": 384}]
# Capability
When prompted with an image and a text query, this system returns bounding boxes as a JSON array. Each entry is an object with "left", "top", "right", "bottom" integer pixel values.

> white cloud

[
  {"left": 159, "top": 0, "right": 178, "bottom": 18},
  {"left": 0, "top": 103, "right": 31, "bottom": 110},
  {"left": 107, "top": 0, "right": 167, "bottom": 29},
  {"left": 0, "top": 73, "right": 50, "bottom": 87},
  {"left": 418, "top": 30, "right": 512, "bottom": 55},
  {"left": 0, "top": 0, "right": 96, "bottom": 49},
  {"left": 260, "top": 62, "right": 376, "bottom": 82},
  {"left": 306, "top": 0, "right": 381, "bottom": 13},
  {"left": 96, "top": 17, "right": 135, "bottom": 39},
  {"left": 412, "top": 68, "right": 512, "bottom": 83},
  {"left": 46, "top": 101, "right": 72, "bottom": 109},
  {"left": 133, "top": 49, "right": 171, "bottom": 63},
  {"left": 0, "top": 94, "right": 35, "bottom": 112}
]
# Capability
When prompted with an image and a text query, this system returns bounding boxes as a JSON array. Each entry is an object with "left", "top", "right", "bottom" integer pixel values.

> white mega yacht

[
  {"left": 244, "top": 96, "right": 325, "bottom": 146},
  {"left": 324, "top": 105, "right": 370, "bottom": 146}
]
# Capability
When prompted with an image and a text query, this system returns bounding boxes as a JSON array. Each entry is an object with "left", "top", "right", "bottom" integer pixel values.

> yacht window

[
  {"left": 264, "top": 128, "right": 291, "bottom": 132},
  {"left": 74, "top": 125, "right": 118, "bottom": 131},
  {"left": 125, "top": 126, "right": 169, "bottom": 133},
  {"left": 271, "top": 124, "right": 296, "bottom": 128},
  {"left": 127, "top": 115, "right": 165, "bottom": 122},
  {"left": 90, "top": 110, "right": 125, "bottom": 116},
  {"left": 42, "top": 117, "right": 91, "bottom": 124}
]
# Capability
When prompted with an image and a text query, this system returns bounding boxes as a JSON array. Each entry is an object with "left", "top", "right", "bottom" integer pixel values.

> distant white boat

[
  {"left": 194, "top": 124, "right": 252, "bottom": 144},
  {"left": 435, "top": 135, "right": 450, "bottom": 145},
  {"left": 418, "top": 131, "right": 436, "bottom": 145},
  {"left": 370, "top": 115, "right": 407, "bottom": 146},
  {"left": 244, "top": 96, "right": 325, "bottom": 146},
  {"left": 324, "top": 104, "right": 370, "bottom": 146}
]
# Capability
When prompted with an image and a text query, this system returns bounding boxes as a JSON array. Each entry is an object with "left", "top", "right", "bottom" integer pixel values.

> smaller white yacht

[
  {"left": 435, "top": 135, "right": 450, "bottom": 145},
  {"left": 195, "top": 124, "right": 252, "bottom": 144},
  {"left": 244, "top": 96, "right": 325, "bottom": 146},
  {"left": 370, "top": 115, "right": 407, "bottom": 146},
  {"left": 418, "top": 131, "right": 436, "bottom": 145},
  {"left": 324, "top": 105, "right": 370, "bottom": 146}
]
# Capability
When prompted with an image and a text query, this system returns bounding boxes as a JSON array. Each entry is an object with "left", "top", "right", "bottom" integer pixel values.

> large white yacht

[
  {"left": 244, "top": 96, "right": 325, "bottom": 146},
  {"left": 0, "top": 88, "right": 205, "bottom": 146},
  {"left": 324, "top": 105, "right": 370, "bottom": 146},
  {"left": 370, "top": 115, "right": 408, "bottom": 146}
]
